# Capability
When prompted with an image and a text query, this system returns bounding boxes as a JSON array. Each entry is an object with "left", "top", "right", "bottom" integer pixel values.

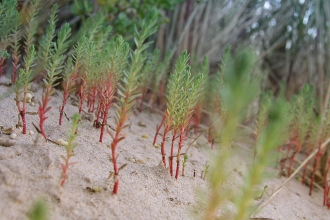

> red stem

[
  {"left": 309, "top": 149, "right": 322, "bottom": 195},
  {"left": 170, "top": 131, "right": 178, "bottom": 176},
  {"left": 161, "top": 125, "right": 170, "bottom": 167},
  {"left": 59, "top": 91, "right": 68, "bottom": 126},
  {"left": 39, "top": 87, "right": 52, "bottom": 139},
  {"left": 287, "top": 140, "right": 300, "bottom": 176},
  {"left": 99, "top": 107, "right": 109, "bottom": 143},
  {"left": 153, "top": 113, "right": 166, "bottom": 145},
  {"left": 175, "top": 127, "right": 186, "bottom": 179}
]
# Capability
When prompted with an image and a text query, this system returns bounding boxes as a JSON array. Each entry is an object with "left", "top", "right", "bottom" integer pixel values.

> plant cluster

[{"left": 153, "top": 50, "right": 204, "bottom": 178}]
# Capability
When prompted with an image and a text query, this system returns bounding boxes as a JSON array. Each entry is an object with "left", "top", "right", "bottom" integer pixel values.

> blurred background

[{"left": 14, "top": 0, "right": 329, "bottom": 109}]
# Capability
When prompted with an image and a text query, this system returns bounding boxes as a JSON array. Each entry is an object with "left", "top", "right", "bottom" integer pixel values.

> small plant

[
  {"left": 108, "top": 8, "right": 159, "bottom": 194},
  {"left": 14, "top": 46, "right": 37, "bottom": 134},
  {"left": 203, "top": 49, "right": 259, "bottom": 219},
  {"left": 206, "top": 45, "right": 231, "bottom": 148},
  {"left": 27, "top": 198, "right": 49, "bottom": 220},
  {"left": 202, "top": 163, "right": 210, "bottom": 180},
  {"left": 234, "top": 97, "right": 290, "bottom": 220},
  {"left": 60, "top": 113, "right": 80, "bottom": 187},
  {"left": 38, "top": 23, "right": 71, "bottom": 139},
  {"left": 253, "top": 92, "right": 272, "bottom": 161},
  {"left": 192, "top": 56, "right": 209, "bottom": 134},
  {"left": 280, "top": 85, "right": 314, "bottom": 176},
  {"left": 12, "top": 0, "right": 39, "bottom": 134},
  {"left": 181, "top": 154, "right": 188, "bottom": 176},
  {"left": 156, "top": 50, "right": 204, "bottom": 178},
  {"left": 98, "top": 36, "right": 129, "bottom": 143}
]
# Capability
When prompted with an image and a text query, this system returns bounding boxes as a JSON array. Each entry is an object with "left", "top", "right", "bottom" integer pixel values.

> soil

[{"left": 0, "top": 76, "right": 329, "bottom": 220}]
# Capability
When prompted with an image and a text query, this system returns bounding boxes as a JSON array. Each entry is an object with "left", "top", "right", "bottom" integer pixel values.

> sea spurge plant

[
  {"left": 59, "top": 37, "right": 87, "bottom": 125},
  {"left": 253, "top": 91, "right": 272, "bottom": 160},
  {"left": 60, "top": 113, "right": 80, "bottom": 187},
  {"left": 203, "top": 49, "right": 259, "bottom": 220},
  {"left": 38, "top": 23, "right": 71, "bottom": 139},
  {"left": 192, "top": 56, "right": 209, "bottom": 134},
  {"left": 207, "top": 45, "right": 231, "bottom": 148},
  {"left": 14, "top": 46, "right": 37, "bottom": 134},
  {"left": 281, "top": 84, "right": 314, "bottom": 176},
  {"left": 234, "top": 98, "right": 290, "bottom": 220},
  {"left": 108, "top": 8, "right": 159, "bottom": 195},
  {"left": 37, "top": 4, "right": 58, "bottom": 75},
  {"left": 155, "top": 50, "right": 204, "bottom": 178},
  {"left": 98, "top": 36, "right": 129, "bottom": 143}
]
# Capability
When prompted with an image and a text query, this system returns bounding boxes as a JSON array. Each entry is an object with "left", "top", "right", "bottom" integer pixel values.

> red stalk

[
  {"left": 59, "top": 90, "right": 69, "bottom": 126},
  {"left": 110, "top": 103, "right": 127, "bottom": 194},
  {"left": 160, "top": 125, "right": 170, "bottom": 167},
  {"left": 38, "top": 87, "right": 52, "bottom": 139},
  {"left": 287, "top": 140, "right": 300, "bottom": 176},
  {"left": 170, "top": 131, "right": 178, "bottom": 176},
  {"left": 15, "top": 89, "right": 28, "bottom": 134},
  {"left": 309, "top": 145, "right": 323, "bottom": 195},
  {"left": 175, "top": 127, "right": 186, "bottom": 179},
  {"left": 153, "top": 113, "right": 166, "bottom": 145}
]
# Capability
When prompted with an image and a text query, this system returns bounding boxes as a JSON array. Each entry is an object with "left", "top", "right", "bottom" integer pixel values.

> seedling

[
  {"left": 156, "top": 51, "right": 203, "bottom": 178},
  {"left": 58, "top": 38, "right": 86, "bottom": 126},
  {"left": 108, "top": 9, "right": 159, "bottom": 194},
  {"left": 182, "top": 154, "right": 188, "bottom": 176},
  {"left": 14, "top": 46, "right": 37, "bottom": 134},
  {"left": 60, "top": 113, "right": 80, "bottom": 187},
  {"left": 202, "top": 163, "right": 210, "bottom": 180},
  {"left": 38, "top": 23, "right": 71, "bottom": 139},
  {"left": 27, "top": 199, "right": 49, "bottom": 220},
  {"left": 192, "top": 56, "right": 209, "bottom": 134}
]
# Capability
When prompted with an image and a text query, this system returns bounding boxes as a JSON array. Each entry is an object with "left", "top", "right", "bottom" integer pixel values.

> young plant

[
  {"left": 203, "top": 49, "right": 259, "bottom": 219},
  {"left": 12, "top": 0, "right": 40, "bottom": 134},
  {"left": 108, "top": 8, "right": 159, "bottom": 194},
  {"left": 59, "top": 37, "right": 87, "bottom": 125},
  {"left": 253, "top": 92, "right": 272, "bottom": 161},
  {"left": 192, "top": 56, "right": 209, "bottom": 134},
  {"left": 181, "top": 154, "right": 188, "bottom": 176},
  {"left": 281, "top": 85, "right": 314, "bottom": 176},
  {"left": 207, "top": 45, "right": 231, "bottom": 148},
  {"left": 234, "top": 98, "right": 290, "bottom": 220},
  {"left": 14, "top": 46, "right": 37, "bottom": 134},
  {"left": 98, "top": 36, "right": 129, "bottom": 143},
  {"left": 60, "top": 113, "right": 80, "bottom": 187},
  {"left": 158, "top": 51, "right": 204, "bottom": 178},
  {"left": 38, "top": 24, "right": 71, "bottom": 139}
]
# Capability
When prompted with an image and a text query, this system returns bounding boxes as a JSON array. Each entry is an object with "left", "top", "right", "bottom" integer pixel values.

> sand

[{"left": 0, "top": 77, "right": 329, "bottom": 220}]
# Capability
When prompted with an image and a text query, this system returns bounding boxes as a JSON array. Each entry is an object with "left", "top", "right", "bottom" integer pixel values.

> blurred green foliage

[{"left": 71, "top": 0, "right": 182, "bottom": 39}]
